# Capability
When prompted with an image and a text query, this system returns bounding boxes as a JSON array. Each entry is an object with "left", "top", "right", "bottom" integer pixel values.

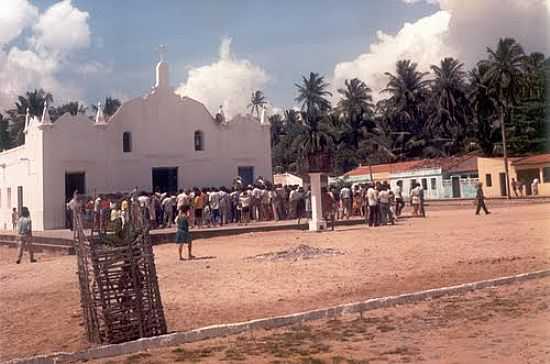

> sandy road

[{"left": 1, "top": 203, "right": 549, "bottom": 361}]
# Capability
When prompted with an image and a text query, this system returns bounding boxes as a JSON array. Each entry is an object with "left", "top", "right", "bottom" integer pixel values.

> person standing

[
  {"left": 395, "top": 181, "right": 405, "bottom": 217},
  {"left": 511, "top": 178, "right": 519, "bottom": 198},
  {"left": 175, "top": 206, "right": 194, "bottom": 260},
  {"left": 475, "top": 182, "right": 491, "bottom": 215},
  {"left": 531, "top": 178, "right": 540, "bottom": 196},
  {"left": 366, "top": 183, "right": 378, "bottom": 227},
  {"left": 209, "top": 188, "right": 221, "bottom": 226},
  {"left": 239, "top": 190, "right": 252, "bottom": 225},
  {"left": 418, "top": 183, "right": 426, "bottom": 217},
  {"left": 410, "top": 183, "right": 420, "bottom": 216},
  {"left": 16, "top": 207, "right": 35, "bottom": 264},
  {"left": 11, "top": 208, "right": 19, "bottom": 232},
  {"left": 162, "top": 194, "right": 174, "bottom": 228},
  {"left": 378, "top": 187, "right": 390, "bottom": 225},
  {"left": 340, "top": 185, "right": 352, "bottom": 220}
]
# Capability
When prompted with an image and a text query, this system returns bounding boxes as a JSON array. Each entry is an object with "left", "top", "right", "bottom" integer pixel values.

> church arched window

[
  {"left": 123, "top": 131, "right": 132, "bottom": 153},
  {"left": 194, "top": 130, "right": 204, "bottom": 151}
]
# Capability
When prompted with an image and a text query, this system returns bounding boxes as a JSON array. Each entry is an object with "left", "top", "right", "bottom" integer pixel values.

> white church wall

[
  {"left": 0, "top": 123, "right": 46, "bottom": 230},
  {"left": 42, "top": 113, "right": 110, "bottom": 229}
]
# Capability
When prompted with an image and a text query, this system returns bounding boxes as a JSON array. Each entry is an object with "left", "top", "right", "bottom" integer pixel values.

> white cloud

[
  {"left": 333, "top": 0, "right": 549, "bottom": 99},
  {"left": 332, "top": 10, "right": 453, "bottom": 98},
  {"left": 0, "top": 0, "right": 38, "bottom": 45},
  {"left": 176, "top": 37, "right": 270, "bottom": 118},
  {"left": 439, "top": 0, "right": 549, "bottom": 65},
  {"left": 30, "top": 0, "right": 91, "bottom": 55},
  {"left": 0, "top": 0, "right": 93, "bottom": 112}
]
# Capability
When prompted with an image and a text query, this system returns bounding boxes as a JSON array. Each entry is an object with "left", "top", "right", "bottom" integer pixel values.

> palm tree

[
  {"left": 295, "top": 72, "right": 332, "bottom": 116},
  {"left": 482, "top": 37, "right": 526, "bottom": 198},
  {"left": 382, "top": 60, "right": 430, "bottom": 158},
  {"left": 248, "top": 90, "right": 267, "bottom": 117},
  {"left": 427, "top": 57, "right": 471, "bottom": 155},
  {"left": 0, "top": 113, "right": 10, "bottom": 151},
  {"left": 336, "top": 78, "right": 375, "bottom": 149},
  {"left": 468, "top": 63, "right": 499, "bottom": 156},
  {"left": 522, "top": 52, "right": 546, "bottom": 99},
  {"left": 291, "top": 111, "right": 335, "bottom": 172},
  {"left": 92, "top": 97, "right": 122, "bottom": 117},
  {"left": 52, "top": 101, "right": 87, "bottom": 120},
  {"left": 7, "top": 89, "right": 53, "bottom": 147}
]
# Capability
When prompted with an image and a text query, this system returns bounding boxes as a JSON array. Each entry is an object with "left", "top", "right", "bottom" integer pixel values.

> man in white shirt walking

[{"left": 366, "top": 183, "right": 378, "bottom": 227}]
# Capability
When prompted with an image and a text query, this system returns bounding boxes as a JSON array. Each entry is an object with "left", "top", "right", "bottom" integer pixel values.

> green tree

[
  {"left": 0, "top": 113, "right": 11, "bottom": 151},
  {"left": 468, "top": 63, "right": 500, "bottom": 156},
  {"left": 295, "top": 72, "right": 332, "bottom": 116},
  {"left": 248, "top": 90, "right": 267, "bottom": 117},
  {"left": 92, "top": 97, "right": 121, "bottom": 117},
  {"left": 382, "top": 60, "right": 430, "bottom": 158},
  {"left": 336, "top": 78, "right": 375, "bottom": 150},
  {"left": 6, "top": 89, "right": 53, "bottom": 147},
  {"left": 52, "top": 101, "right": 87, "bottom": 120},
  {"left": 427, "top": 57, "right": 471, "bottom": 155}
]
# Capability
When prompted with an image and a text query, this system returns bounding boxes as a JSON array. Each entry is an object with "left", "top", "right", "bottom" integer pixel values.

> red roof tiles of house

[
  {"left": 345, "top": 160, "right": 424, "bottom": 177},
  {"left": 345, "top": 155, "right": 480, "bottom": 177},
  {"left": 511, "top": 153, "right": 550, "bottom": 166}
]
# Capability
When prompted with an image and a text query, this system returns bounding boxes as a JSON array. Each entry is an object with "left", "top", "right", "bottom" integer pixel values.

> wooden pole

[{"left": 501, "top": 106, "right": 511, "bottom": 199}]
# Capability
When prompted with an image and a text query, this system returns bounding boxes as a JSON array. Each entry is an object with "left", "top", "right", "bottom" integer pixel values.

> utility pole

[{"left": 500, "top": 106, "right": 511, "bottom": 199}]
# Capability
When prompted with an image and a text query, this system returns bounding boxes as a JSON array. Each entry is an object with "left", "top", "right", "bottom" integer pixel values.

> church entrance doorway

[
  {"left": 238, "top": 166, "right": 254, "bottom": 186},
  {"left": 152, "top": 167, "right": 178, "bottom": 194},
  {"left": 65, "top": 172, "right": 86, "bottom": 201}
]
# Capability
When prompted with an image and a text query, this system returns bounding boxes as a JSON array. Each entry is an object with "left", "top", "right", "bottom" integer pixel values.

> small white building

[
  {"left": 0, "top": 56, "right": 272, "bottom": 230},
  {"left": 273, "top": 172, "right": 303, "bottom": 187}
]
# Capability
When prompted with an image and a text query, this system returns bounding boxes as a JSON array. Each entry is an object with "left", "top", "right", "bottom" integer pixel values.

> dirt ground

[
  {"left": 1, "top": 203, "right": 549, "bottom": 361},
  {"left": 94, "top": 277, "right": 550, "bottom": 364}
]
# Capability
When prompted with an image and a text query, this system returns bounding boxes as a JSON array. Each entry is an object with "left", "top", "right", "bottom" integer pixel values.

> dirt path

[
  {"left": 1, "top": 204, "right": 549, "bottom": 361},
  {"left": 94, "top": 277, "right": 550, "bottom": 364}
]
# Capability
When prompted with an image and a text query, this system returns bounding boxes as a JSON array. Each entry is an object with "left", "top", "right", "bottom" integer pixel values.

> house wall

[
  {"left": 515, "top": 163, "right": 550, "bottom": 196},
  {"left": 389, "top": 168, "right": 443, "bottom": 200},
  {"left": 477, "top": 158, "right": 517, "bottom": 198},
  {"left": 0, "top": 120, "right": 46, "bottom": 230}
]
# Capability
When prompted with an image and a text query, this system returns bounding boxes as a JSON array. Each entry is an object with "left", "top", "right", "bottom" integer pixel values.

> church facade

[{"left": 0, "top": 58, "right": 272, "bottom": 230}]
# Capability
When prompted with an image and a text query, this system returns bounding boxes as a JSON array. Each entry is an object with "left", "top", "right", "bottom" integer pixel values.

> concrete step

[{"left": 0, "top": 238, "right": 75, "bottom": 255}]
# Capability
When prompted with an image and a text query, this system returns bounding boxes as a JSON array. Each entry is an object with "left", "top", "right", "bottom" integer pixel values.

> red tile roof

[
  {"left": 511, "top": 153, "right": 550, "bottom": 166},
  {"left": 345, "top": 160, "right": 424, "bottom": 177},
  {"left": 345, "top": 155, "right": 479, "bottom": 177}
]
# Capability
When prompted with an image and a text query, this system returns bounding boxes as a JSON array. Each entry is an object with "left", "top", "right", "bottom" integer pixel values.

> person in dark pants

[{"left": 475, "top": 182, "right": 491, "bottom": 215}]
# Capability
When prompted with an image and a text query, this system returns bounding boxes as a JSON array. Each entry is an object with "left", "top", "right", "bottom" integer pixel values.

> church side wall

[
  {"left": 42, "top": 115, "right": 110, "bottom": 229},
  {"left": 0, "top": 125, "right": 46, "bottom": 230}
]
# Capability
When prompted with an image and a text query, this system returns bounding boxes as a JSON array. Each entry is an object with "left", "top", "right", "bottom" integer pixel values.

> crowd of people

[
  {"left": 12, "top": 178, "right": 495, "bottom": 264},
  {"left": 67, "top": 178, "right": 432, "bottom": 235}
]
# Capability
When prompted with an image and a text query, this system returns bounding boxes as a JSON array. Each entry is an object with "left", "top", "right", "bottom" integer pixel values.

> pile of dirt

[{"left": 246, "top": 244, "right": 344, "bottom": 262}]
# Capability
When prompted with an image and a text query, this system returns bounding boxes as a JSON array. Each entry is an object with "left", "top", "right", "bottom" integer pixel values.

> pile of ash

[{"left": 247, "top": 244, "right": 344, "bottom": 262}]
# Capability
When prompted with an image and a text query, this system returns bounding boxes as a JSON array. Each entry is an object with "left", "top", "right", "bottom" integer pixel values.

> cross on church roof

[{"left": 158, "top": 44, "right": 166, "bottom": 62}]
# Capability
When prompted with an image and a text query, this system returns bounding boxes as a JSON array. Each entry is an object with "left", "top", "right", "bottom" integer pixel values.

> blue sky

[
  {"left": 28, "top": 0, "right": 437, "bottom": 108},
  {"left": 2, "top": 0, "right": 548, "bottom": 115}
]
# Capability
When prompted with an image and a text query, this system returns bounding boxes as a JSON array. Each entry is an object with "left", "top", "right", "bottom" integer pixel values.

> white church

[{"left": 0, "top": 55, "right": 272, "bottom": 230}]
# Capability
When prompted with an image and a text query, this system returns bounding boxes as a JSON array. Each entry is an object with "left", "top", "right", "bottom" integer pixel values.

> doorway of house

[
  {"left": 152, "top": 167, "right": 178, "bottom": 194},
  {"left": 65, "top": 172, "right": 86, "bottom": 201},
  {"left": 499, "top": 172, "right": 507, "bottom": 197},
  {"left": 516, "top": 168, "right": 540, "bottom": 195},
  {"left": 451, "top": 176, "right": 461, "bottom": 198}
]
